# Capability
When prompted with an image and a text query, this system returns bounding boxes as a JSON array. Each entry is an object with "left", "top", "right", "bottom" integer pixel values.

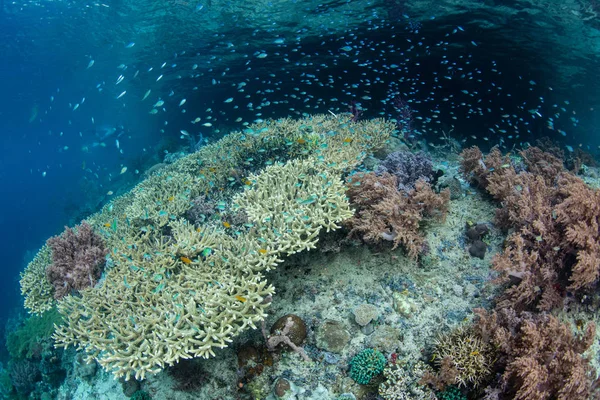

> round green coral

[{"left": 349, "top": 348, "right": 386, "bottom": 385}]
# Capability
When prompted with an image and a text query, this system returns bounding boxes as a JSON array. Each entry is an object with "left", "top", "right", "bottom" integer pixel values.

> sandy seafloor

[{"left": 54, "top": 150, "right": 600, "bottom": 400}]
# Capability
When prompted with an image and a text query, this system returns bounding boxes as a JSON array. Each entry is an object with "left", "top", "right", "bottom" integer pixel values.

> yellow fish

[
  {"left": 297, "top": 138, "right": 306, "bottom": 144},
  {"left": 234, "top": 295, "right": 247, "bottom": 303},
  {"left": 180, "top": 256, "right": 192, "bottom": 264},
  {"left": 258, "top": 248, "right": 268, "bottom": 255},
  {"left": 168, "top": 196, "right": 175, "bottom": 202},
  {"left": 222, "top": 221, "right": 231, "bottom": 228},
  {"left": 343, "top": 137, "right": 353, "bottom": 143},
  {"left": 103, "top": 223, "right": 111, "bottom": 228}
]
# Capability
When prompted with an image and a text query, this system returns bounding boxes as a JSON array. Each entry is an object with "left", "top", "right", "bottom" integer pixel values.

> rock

[
  {"left": 270, "top": 314, "right": 307, "bottom": 346},
  {"left": 353, "top": 304, "right": 379, "bottom": 327},
  {"left": 469, "top": 239, "right": 487, "bottom": 259},
  {"left": 273, "top": 377, "right": 291, "bottom": 398},
  {"left": 466, "top": 223, "right": 489, "bottom": 241},
  {"left": 315, "top": 320, "right": 351, "bottom": 354},
  {"left": 121, "top": 378, "right": 140, "bottom": 397},
  {"left": 368, "top": 325, "right": 402, "bottom": 353},
  {"left": 237, "top": 345, "right": 259, "bottom": 368}
]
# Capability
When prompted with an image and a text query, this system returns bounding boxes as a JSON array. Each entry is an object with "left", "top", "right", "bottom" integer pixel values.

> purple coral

[
  {"left": 46, "top": 221, "right": 107, "bottom": 300},
  {"left": 375, "top": 150, "right": 435, "bottom": 191}
]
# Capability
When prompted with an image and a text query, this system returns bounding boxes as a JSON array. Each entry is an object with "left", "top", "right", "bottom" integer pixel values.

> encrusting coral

[
  {"left": 346, "top": 172, "right": 450, "bottom": 259},
  {"left": 18, "top": 114, "right": 390, "bottom": 381}
]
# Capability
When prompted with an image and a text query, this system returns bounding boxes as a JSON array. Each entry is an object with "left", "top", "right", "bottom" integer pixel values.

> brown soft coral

[
  {"left": 474, "top": 308, "right": 599, "bottom": 400},
  {"left": 461, "top": 146, "right": 600, "bottom": 311},
  {"left": 345, "top": 172, "right": 449, "bottom": 259},
  {"left": 46, "top": 221, "right": 107, "bottom": 299},
  {"left": 555, "top": 175, "right": 600, "bottom": 290}
]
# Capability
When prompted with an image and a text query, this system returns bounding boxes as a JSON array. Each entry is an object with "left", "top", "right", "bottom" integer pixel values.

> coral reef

[
  {"left": 15, "top": 114, "right": 391, "bottom": 382},
  {"left": 45, "top": 221, "right": 108, "bottom": 300},
  {"left": 346, "top": 172, "right": 450, "bottom": 259}
]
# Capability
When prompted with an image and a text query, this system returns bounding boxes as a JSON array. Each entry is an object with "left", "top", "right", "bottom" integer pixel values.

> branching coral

[
  {"left": 20, "top": 245, "right": 55, "bottom": 315},
  {"left": 46, "top": 222, "right": 108, "bottom": 300},
  {"left": 22, "top": 114, "right": 389, "bottom": 381},
  {"left": 346, "top": 172, "right": 450, "bottom": 259},
  {"left": 421, "top": 326, "right": 494, "bottom": 390},
  {"left": 473, "top": 308, "right": 599, "bottom": 400},
  {"left": 52, "top": 156, "right": 353, "bottom": 381}
]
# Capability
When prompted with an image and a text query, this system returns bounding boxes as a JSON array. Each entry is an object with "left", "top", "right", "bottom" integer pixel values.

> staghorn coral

[
  {"left": 52, "top": 157, "right": 353, "bottom": 381},
  {"left": 346, "top": 172, "right": 450, "bottom": 259},
  {"left": 19, "top": 245, "right": 55, "bottom": 315},
  {"left": 21, "top": 114, "right": 389, "bottom": 380},
  {"left": 473, "top": 308, "right": 599, "bottom": 400},
  {"left": 46, "top": 221, "right": 108, "bottom": 300},
  {"left": 21, "top": 114, "right": 391, "bottom": 317}
]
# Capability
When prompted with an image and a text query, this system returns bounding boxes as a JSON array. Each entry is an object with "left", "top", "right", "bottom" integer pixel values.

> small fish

[
  {"left": 179, "top": 99, "right": 186, "bottom": 107},
  {"left": 168, "top": 196, "right": 175, "bottom": 201},
  {"left": 222, "top": 221, "right": 231, "bottom": 228},
  {"left": 156, "top": 74, "right": 163, "bottom": 82},
  {"left": 343, "top": 137, "right": 353, "bottom": 143},
  {"left": 149, "top": 109, "right": 158, "bottom": 114},
  {"left": 107, "top": 191, "right": 114, "bottom": 195},
  {"left": 191, "top": 117, "right": 201, "bottom": 124},
  {"left": 116, "top": 91, "right": 126, "bottom": 99},
  {"left": 153, "top": 100, "right": 164, "bottom": 107},
  {"left": 234, "top": 295, "right": 247, "bottom": 303},
  {"left": 256, "top": 53, "right": 268, "bottom": 58},
  {"left": 202, "top": 122, "right": 212, "bottom": 127},
  {"left": 103, "top": 223, "right": 111, "bottom": 228},
  {"left": 126, "top": 42, "right": 135, "bottom": 48},
  {"left": 201, "top": 247, "right": 212, "bottom": 258},
  {"left": 120, "top": 166, "right": 127, "bottom": 174},
  {"left": 180, "top": 256, "right": 192, "bottom": 264},
  {"left": 258, "top": 248, "right": 268, "bottom": 255},
  {"left": 87, "top": 59, "right": 94, "bottom": 69},
  {"left": 142, "top": 89, "right": 151, "bottom": 101},
  {"left": 224, "top": 97, "right": 233, "bottom": 103}
]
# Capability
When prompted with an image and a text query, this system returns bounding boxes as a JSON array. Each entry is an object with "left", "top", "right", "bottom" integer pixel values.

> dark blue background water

[{"left": 0, "top": 0, "right": 598, "bottom": 362}]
